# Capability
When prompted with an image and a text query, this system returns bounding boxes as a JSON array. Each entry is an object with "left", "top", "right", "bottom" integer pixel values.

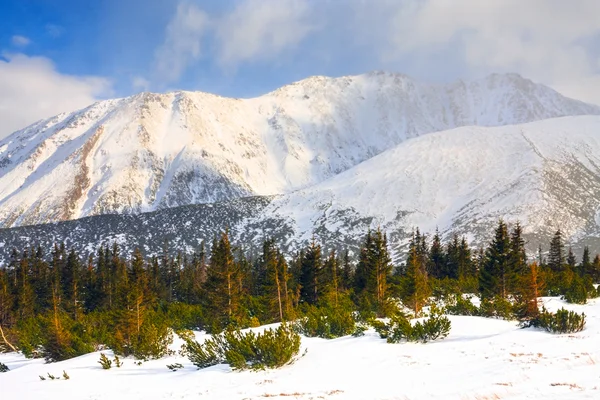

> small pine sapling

[
  {"left": 98, "top": 353, "right": 112, "bottom": 370},
  {"left": 47, "top": 373, "right": 56, "bottom": 380},
  {"left": 62, "top": 370, "right": 70, "bottom": 380},
  {"left": 39, "top": 375, "right": 46, "bottom": 381},
  {"left": 0, "top": 361, "right": 9, "bottom": 373},
  {"left": 114, "top": 354, "right": 122, "bottom": 368},
  {"left": 167, "top": 363, "right": 184, "bottom": 371}
]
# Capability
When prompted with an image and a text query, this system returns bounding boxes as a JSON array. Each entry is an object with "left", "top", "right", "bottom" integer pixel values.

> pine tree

[
  {"left": 479, "top": 220, "right": 511, "bottom": 299},
  {"left": 458, "top": 237, "right": 474, "bottom": 278},
  {"left": 129, "top": 248, "right": 149, "bottom": 336},
  {"left": 340, "top": 250, "right": 353, "bottom": 291},
  {"left": 403, "top": 231, "right": 430, "bottom": 317},
  {"left": 62, "top": 250, "right": 82, "bottom": 319},
  {"left": 428, "top": 229, "right": 446, "bottom": 279},
  {"left": 203, "top": 231, "right": 244, "bottom": 332},
  {"left": 580, "top": 246, "right": 592, "bottom": 277},
  {"left": 518, "top": 261, "right": 544, "bottom": 320},
  {"left": 566, "top": 247, "right": 576, "bottom": 269},
  {"left": 16, "top": 250, "right": 35, "bottom": 320},
  {"left": 353, "top": 229, "right": 392, "bottom": 311},
  {"left": 509, "top": 222, "right": 528, "bottom": 292},
  {"left": 299, "top": 238, "right": 322, "bottom": 305},
  {"left": 261, "top": 238, "right": 284, "bottom": 322},
  {"left": 548, "top": 230, "right": 565, "bottom": 272}
]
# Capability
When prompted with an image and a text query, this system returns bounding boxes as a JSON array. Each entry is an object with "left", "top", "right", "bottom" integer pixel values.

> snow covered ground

[{"left": 2, "top": 297, "right": 599, "bottom": 400}]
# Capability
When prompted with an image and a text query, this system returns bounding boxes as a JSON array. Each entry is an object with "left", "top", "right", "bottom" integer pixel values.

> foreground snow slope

[
  {"left": 2, "top": 297, "right": 599, "bottom": 400},
  {"left": 1, "top": 72, "right": 598, "bottom": 228}
]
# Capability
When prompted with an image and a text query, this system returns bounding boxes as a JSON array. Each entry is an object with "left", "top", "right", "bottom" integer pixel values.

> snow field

[{"left": 2, "top": 296, "right": 599, "bottom": 400}]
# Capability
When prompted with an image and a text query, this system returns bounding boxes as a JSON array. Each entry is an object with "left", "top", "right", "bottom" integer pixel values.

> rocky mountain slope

[
  {"left": 1, "top": 72, "right": 599, "bottom": 228},
  {"left": 2, "top": 116, "right": 600, "bottom": 263}
]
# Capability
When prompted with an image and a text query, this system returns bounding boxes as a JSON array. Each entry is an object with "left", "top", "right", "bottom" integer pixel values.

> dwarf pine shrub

[
  {"left": 182, "top": 324, "right": 300, "bottom": 371},
  {"left": 534, "top": 307, "right": 586, "bottom": 334},
  {"left": 373, "top": 305, "right": 451, "bottom": 343}
]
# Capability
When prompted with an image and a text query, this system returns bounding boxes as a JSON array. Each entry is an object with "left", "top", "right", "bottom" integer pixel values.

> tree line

[{"left": 0, "top": 221, "right": 597, "bottom": 361}]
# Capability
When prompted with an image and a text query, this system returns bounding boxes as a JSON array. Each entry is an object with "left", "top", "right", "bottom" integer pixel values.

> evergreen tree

[
  {"left": 403, "top": 231, "right": 430, "bottom": 316},
  {"left": 548, "top": 230, "right": 565, "bottom": 272},
  {"left": 508, "top": 222, "right": 528, "bottom": 292},
  {"left": 428, "top": 229, "right": 446, "bottom": 279},
  {"left": 62, "top": 250, "right": 82, "bottom": 319},
  {"left": 203, "top": 231, "right": 244, "bottom": 332},
  {"left": 340, "top": 250, "right": 353, "bottom": 291},
  {"left": 580, "top": 246, "right": 592, "bottom": 277},
  {"left": 566, "top": 247, "right": 576, "bottom": 269},
  {"left": 479, "top": 220, "right": 511, "bottom": 299},
  {"left": 299, "top": 239, "right": 322, "bottom": 305}
]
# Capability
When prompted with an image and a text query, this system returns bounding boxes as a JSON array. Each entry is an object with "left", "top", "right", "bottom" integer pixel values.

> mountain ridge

[
  {"left": 2, "top": 116, "right": 600, "bottom": 264},
  {"left": 1, "top": 72, "right": 599, "bottom": 229}
]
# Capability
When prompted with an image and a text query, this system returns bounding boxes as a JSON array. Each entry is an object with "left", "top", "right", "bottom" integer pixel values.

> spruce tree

[
  {"left": 203, "top": 231, "right": 244, "bottom": 332},
  {"left": 428, "top": 229, "right": 446, "bottom": 279},
  {"left": 566, "top": 247, "right": 576, "bottom": 269},
  {"left": 508, "top": 222, "right": 528, "bottom": 292},
  {"left": 580, "top": 246, "right": 592, "bottom": 277},
  {"left": 548, "top": 230, "right": 565, "bottom": 272},
  {"left": 299, "top": 239, "right": 322, "bottom": 305},
  {"left": 403, "top": 230, "right": 430, "bottom": 316},
  {"left": 479, "top": 220, "right": 511, "bottom": 299}
]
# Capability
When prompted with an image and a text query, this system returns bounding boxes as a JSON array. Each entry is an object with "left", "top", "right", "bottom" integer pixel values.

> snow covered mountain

[
  {"left": 253, "top": 115, "right": 600, "bottom": 255},
  {"left": 2, "top": 116, "right": 600, "bottom": 263},
  {"left": 1, "top": 72, "right": 598, "bottom": 228}
]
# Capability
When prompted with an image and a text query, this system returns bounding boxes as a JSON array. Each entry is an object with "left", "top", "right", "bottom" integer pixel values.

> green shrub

[
  {"left": 372, "top": 305, "right": 451, "bottom": 343},
  {"left": 183, "top": 324, "right": 301, "bottom": 371},
  {"left": 534, "top": 307, "right": 586, "bottom": 334},
  {"left": 561, "top": 275, "right": 594, "bottom": 304},
  {"left": 0, "top": 362, "right": 8, "bottom": 372},
  {"left": 296, "top": 305, "right": 355, "bottom": 339},
  {"left": 445, "top": 294, "right": 479, "bottom": 316},
  {"left": 98, "top": 353, "right": 112, "bottom": 369},
  {"left": 131, "top": 323, "right": 174, "bottom": 360},
  {"left": 167, "top": 363, "right": 184, "bottom": 371},
  {"left": 181, "top": 334, "right": 226, "bottom": 369},
  {"left": 478, "top": 296, "right": 516, "bottom": 320}
]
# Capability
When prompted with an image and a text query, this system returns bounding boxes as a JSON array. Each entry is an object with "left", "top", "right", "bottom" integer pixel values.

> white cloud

[
  {"left": 154, "top": 1, "right": 210, "bottom": 83},
  {"left": 215, "top": 0, "right": 315, "bottom": 68},
  {"left": 378, "top": 0, "right": 600, "bottom": 104},
  {"left": 0, "top": 53, "right": 112, "bottom": 139},
  {"left": 11, "top": 35, "right": 31, "bottom": 47},
  {"left": 152, "top": 0, "right": 600, "bottom": 104},
  {"left": 132, "top": 76, "right": 150, "bottom": 92},
  {"left": 154, "top": 0, "right": 315, "bottom": 82}
]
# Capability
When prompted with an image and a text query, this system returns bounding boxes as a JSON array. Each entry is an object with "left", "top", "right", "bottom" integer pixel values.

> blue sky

[{"left": 1, "top": 0, "right": 600, "bottom": 138}]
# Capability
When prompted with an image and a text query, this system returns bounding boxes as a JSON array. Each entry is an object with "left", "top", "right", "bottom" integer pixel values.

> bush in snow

[
  {"left": 0, "top": 361, "right": 9, "bottom": 372},
  {"left": 478, "top": 296, "right": 516, "bottom": 320},
  {"left": 445, "top": 294, "right": 479, "bottom": 316},
  {"left": 182, "top": 324, "right": 301, "bottom": 371},
  {"left": 533, "top": 307, "right": 586, "bottom": 334},
  {"left": 295, "top": 303, "right": 356, "bottom": 339},
  {"left": 372, "top": 305, "right": 451, "bottom": 343},
  {"left": 181, "top": 333, "right": 226, "bottom": 369},
  {"left": 98, "top": 353, "right": 112, "bottom": 369},
  {"left": 561, "top": 274, "right": 596, "bottom": 305}
]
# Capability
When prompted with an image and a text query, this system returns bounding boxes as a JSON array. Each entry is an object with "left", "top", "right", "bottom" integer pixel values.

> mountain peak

[{"left": 1, "top": 72, "right": 599, "bottom": 228}]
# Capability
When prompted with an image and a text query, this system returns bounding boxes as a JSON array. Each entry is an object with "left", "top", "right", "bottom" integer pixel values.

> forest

[{"left": 0, "top": 220, "right": 596, "bottom": 367}]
